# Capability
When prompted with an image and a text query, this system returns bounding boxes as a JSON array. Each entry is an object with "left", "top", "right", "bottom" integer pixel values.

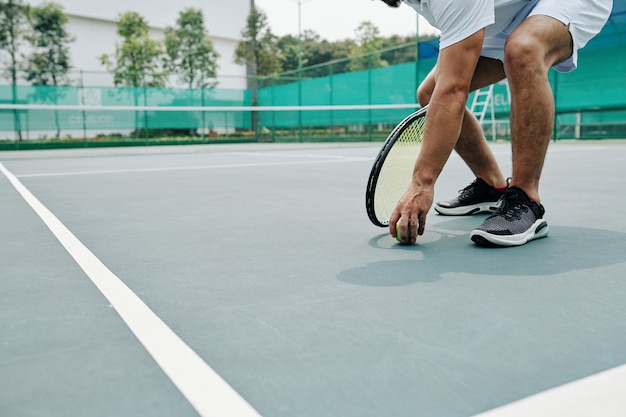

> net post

[
  {"left": 368, "top": 54, "right": 373, "bottom": 141},
  {"left": 298, "top": 71, "right": 303, "bottom": 143},
  {"left": 80, "top": 69, "right": 88, "bottom": 145},
  {"left": 142, "top": 74, "right": 149, "bottom": 145},
  {"left": 329, "top": 65, "right": 334, "bottom": 141},
  {"left": 201, "top": 87, "right": 206, "bottom": 143}
]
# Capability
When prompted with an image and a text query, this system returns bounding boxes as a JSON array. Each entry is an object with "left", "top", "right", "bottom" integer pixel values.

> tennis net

[
  {"left": 0, "top": 103, "right": 421, "bottom": 147},
  {"left": 2, "top": 101, "right": 625, "bottom": 149}
]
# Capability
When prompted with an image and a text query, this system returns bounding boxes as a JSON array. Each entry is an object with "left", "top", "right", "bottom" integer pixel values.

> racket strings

[{"left": 373, "top": 117, "right": 425, "bottom": 225}]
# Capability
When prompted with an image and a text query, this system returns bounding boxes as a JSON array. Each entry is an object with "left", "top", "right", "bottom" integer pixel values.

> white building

[{"left": 26, "top": 0, "right": 252, "bottom": 90}]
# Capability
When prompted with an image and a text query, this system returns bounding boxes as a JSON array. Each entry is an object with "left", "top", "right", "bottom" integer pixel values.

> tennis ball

[{"left": 395, "top": 221, "right": 411, "bottom": 244}]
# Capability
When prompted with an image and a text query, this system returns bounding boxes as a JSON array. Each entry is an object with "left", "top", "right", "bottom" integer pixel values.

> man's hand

[{"left": 389, "top": 183, "right": 434, "bottom": 244}]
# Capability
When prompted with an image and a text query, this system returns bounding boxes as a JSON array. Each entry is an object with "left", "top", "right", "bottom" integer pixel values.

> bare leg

[
  {"left": 418, "top": 57, "right": 508, "bottom": 188},
  {"left": 460, "top": 58, "right": 508, "bottom": 188},
  {"left": 504, "top": 15, "right": 573, "bottom": 203}
]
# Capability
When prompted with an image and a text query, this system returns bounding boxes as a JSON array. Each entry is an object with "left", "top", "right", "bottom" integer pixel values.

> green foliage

[
  {"left": 0, "top": 0, "right": 29, "bottom": 140},
  {"left": 100, "top": 11, "right": 167, "bottom": 88},
  {"left": 0, "top": 0, "right": 29, "bottom": 80},
  {"left": 24, "top": 2, "right": 74, "bottom": 87},
  {"left": 303, "top": 32, "right": 355, "bottom": 70},
  {"left": 380, "top": 35, "right": 417, "bottom": 65},
  {"left": 280, "top": 32, "right": 357, "bottom": 78},
  {"left": 234, "top": 8, "right": 281, "bottom": 77},
  {"left": 249, "top": 17, "right": 425, "bottom": 78},
  {"left": 23, "top": 2, "right": 74, "bottom": 138},
  {"left": 276, "top": 34, "right": 300, "bottom": 74},
  {"left": 348, "top": 21, "right": 388, "bottom": 71},
  {"left": 276, "top": 30, "right": 358, "bottom": 76},
  {"left": 165, "top": 8, "right": 219, "bottom": 89}
]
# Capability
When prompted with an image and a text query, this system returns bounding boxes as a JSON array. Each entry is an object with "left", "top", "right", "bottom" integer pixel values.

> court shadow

[
  {"left": 339, "top": 218, "right": 626, "bottom": 286},
  {"left": 337, "top": 259, "right": 440, "bottom": 287}
]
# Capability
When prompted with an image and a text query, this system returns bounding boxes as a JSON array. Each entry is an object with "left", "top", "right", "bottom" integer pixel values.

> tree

[
  {"left": 318, "top": 39, "right": 357, "bottom": 76},
  {"left": 24, "top": 1, "right": 74, "bottom": 138},
  {"left": 348, "top": 21, "right": 388, "bottom": 72},
  {"left": 0, "top": 0, "right": 30, "bottom": 140},
  {"left": 100, "top": 11, "right": 167, "bottom": 138},
  {"left": 165, "top": 8, "right": 219, "bottom": 89},
  {"left": 380, "top": 35, "right": 417, "bottom": 65},
  {"left": 302, "top": 32, "right": 355, "bottom": 77},
  {"left": 300, "top": 31, "right": 329, "bottom": 69},
  {"left": 276, "top": 34, "right": 300, "bottom": 75},
  {"left": 24, "top": 2, "right": 73, "bottom": 87},
  {"left": 100, "top": 11, "right": 167, "bottom": 88},
  {"left": 0, "top": 0, "right": 29, "bottom": 84},
  {"left": 235, "top": 7, "right": 281, "bottom": 135},
  {"left": 276, "top": 30, "right": 342, "bottom": 75},
  {"left": 234, "top": 8, "right": 281, "bottom": 78}
]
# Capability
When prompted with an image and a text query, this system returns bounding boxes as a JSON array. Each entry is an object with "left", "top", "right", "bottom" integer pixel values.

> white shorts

[{"left": 481, "top": 0, "right": 613, "bottom": 72}]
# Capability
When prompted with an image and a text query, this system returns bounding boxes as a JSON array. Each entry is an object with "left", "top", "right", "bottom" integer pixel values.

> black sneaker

[
  {"left": 470, "top": 187, "right": 549, "bottom": 247},
  {"left": 434, "top": 178, "right": 505, "bottom": 216}
]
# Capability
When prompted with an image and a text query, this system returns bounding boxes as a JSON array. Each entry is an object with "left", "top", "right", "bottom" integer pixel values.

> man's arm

[{"left": 390, "top": 29, "right": 486, "bottom": 244}]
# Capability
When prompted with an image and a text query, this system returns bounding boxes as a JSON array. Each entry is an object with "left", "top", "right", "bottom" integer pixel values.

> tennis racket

[{"left": 366, "top": 106, "right": 428, "bottom": 227}]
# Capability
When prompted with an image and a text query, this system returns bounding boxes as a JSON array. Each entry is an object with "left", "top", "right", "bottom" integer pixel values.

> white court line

[
  {"left": 15, "top": 157, "right": 371, "bottom": 178},
  {"left": 487, "top": 145, "right": 608, "bottom": 156},
  {"left": 228, "top": 151, "right": 366, "bottom": 159},
  {"left": 0, "top": 162, "right": 262, "bottom": 417},
  {"left": 472, "top": 364, "right": 626, "bottom": 417}
]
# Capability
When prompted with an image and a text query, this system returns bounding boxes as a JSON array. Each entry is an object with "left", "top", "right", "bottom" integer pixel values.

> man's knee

[
  {"left": 504, "top": 16, "right": 573, "bottom": 77},
  {"left": 504, "top": 32, "right": 546, "bottom": 76}
]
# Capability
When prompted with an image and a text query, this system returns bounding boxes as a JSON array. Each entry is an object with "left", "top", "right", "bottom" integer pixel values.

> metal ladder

[{"left": 470, "top": 84, "right": 496, "bottom": 141}]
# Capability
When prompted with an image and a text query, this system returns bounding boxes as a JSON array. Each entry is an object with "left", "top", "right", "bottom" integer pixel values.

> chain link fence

[{"left": 1, "top": 33, "right": 626, "bottom": 149}]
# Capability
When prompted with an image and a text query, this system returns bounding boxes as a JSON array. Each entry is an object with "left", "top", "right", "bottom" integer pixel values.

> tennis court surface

[{"left": 2, "top": 141, "right": 626, "bottom": 417}]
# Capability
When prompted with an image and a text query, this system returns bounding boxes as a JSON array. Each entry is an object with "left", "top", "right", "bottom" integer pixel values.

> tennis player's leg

[
  {"left": 505, "top": 15, "right": 574, "bottom": 203},
  {"left": 419, "top": 59, "right": 509, "bottom": 215},
  {"left": 472, "top": 0, "right": 612, "bottom": 246},
  {"left": 471, "top": 15, "right": 572, "bottom": 246},
  {"left": 505, "top": 0, "right": 612, "bottom": 200},
  {"left": 418, "top": 59, "right": 507, "bottom": 188},
  {"left": 460, "top": 57, "right": 508, "bottom": 189}
]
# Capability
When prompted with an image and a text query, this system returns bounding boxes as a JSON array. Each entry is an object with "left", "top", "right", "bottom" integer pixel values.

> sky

[{"left": 254, "top": 0, "right": 439, "bottom": 42}]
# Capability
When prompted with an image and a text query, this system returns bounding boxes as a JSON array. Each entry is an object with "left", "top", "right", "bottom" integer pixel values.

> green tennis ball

[{"left": 395, "top": 221, "right": 411, "bottom": 244}]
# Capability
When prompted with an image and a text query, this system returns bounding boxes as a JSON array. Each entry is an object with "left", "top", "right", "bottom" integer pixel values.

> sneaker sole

[
  {"left": 470, "top": 220, "right": 549, "bottom": 247},
  {"left": 434, "top": 202, "right": 501, "bottom": 216}
]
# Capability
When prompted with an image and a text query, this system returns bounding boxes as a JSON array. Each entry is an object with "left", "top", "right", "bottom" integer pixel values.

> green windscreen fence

[
  {"left": 255, "top": 60, "right": 434, "bottom": 129},
  {"left": 0, "top": 86, "right": 251, "bottom": 133}
]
